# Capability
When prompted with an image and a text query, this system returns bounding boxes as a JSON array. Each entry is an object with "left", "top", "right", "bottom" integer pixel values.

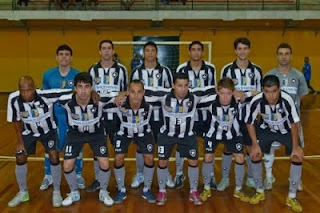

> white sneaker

[
  {"left": 52, "top": 191, "right": 62, "bottom": 207},
  {"left": 166, "top": 174, "right": 175, "bottom": 188},
  {"left": 62, "top": 190, "right": 80, "bottom": 207},
  {"left": 264, "top": 175, "right": 275, "bottom": 190},
  {"left": 217, "top": 178, "right": 229, "bottom": 191},
  {"left": 39, "top": 176, "right": 53, "bottom": 191},
  {"left": 131, "top": 172, "right": 144, "bottom": 188},
  {"left": 246, "top": 177, "right": 256, "bottom": 188},
  {"left": 8, "top": 191, "right": 29, "bottom": 207},
  {"left": 99, "top": 190, "right": 114, "bottom": 206}
]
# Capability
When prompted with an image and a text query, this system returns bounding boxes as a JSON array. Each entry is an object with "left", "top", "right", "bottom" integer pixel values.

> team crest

[
  {"left": 112, "top": 72, "right": 118, "bottom": 78},
  {"left": 278, "top": 108, "right": 283, "bottom": 113},
  {"left": 202, "top": 74, "right": 207, "bottom": 80},
  {"left": 189, "top": 149, "right": 196, "bottom": 157},
  {"left": 91, "top": 107, "right": 96, "bottom": 113},
  {"left": 186, "top": 101, "right": 193, "bottom": 108},
  {"left": 71, "top": 113, "right": 79, "bottom": 120},
  {"left": 68, "top": 80, "right": 74, "bottom": 87},
  {"left": 236, "top": 143, "right": 242, "bottom": 151},
  {"left": 147, "top": 144, "right": 153, "bottom": 152},
  {"left": 94, "top": 77, "right": 101, "bottom": 84},
  {"left": 100, "top": 146, "right": 107, "bottom": 154},
  {"left": 20, "top": 111, "right": 29, "bottom": 118},
  {"left": 48, "top": 140, "right": 54, "bottom": 148},
  {"left": 156, "top": 73, "right": 162, "bottom": 79},
  {"left": 232, "top": 109, "right": 237, "bottom": 115},
  {"left": 248, "top": 72, "right": 254, "bottom": 78},
  {"left": 291, "top": 78, "right": 296, "bottom": 84},
  {"left": 142, "top": 111, "right": 148, "bottom": 117}
]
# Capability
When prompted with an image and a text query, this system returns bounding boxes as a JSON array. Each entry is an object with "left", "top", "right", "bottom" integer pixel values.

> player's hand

[
  {"left": 91, "top": 90, "right": 101, "bottom": 104},
  {"left": 114, "top": 93, "right": 127, "bottom": 106},
  {"left": 291, "top": 146, "right": 304, "bottom": 162},
  {"left": 16, "top": 144, "right": 26, "bottom": 155},
  {"left": 250, "top": 143, "right": 261, "bottom": 161},
  {"left": 234, "top": 90, "right": 246, "bottom": 103}
]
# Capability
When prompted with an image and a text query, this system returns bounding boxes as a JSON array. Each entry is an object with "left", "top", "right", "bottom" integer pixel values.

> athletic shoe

[
  {"left": 156, "top": 191, "right": 166, "bottom": 205},
  {"left": 200, "top": 188, "right": 211, "bottom": 202},
  {"left": 114, "top": 190, "right": 127, "bottom": 204},
  {"left": 62, "top": 190, "right": 80, "bottom": 207},
  {"left": 217, "top": 177, "right": 229, "bottom": 191},
  {"left": 142, "top": 190, "right": 156, "bottom": 203},
  {"left": 246, "top": 177, "right": 256, "bottom": 188},
  {"left": 131, "top": 173, "right": 144, "bottom": 189},
  {"left": 99, "top": 190, "right": 114, "bottom": 206},
  {"left": 174, "top": 174, "right": 186, "bottom": 189},
  {"left": 166, "top": 174, "right": 175, "bottom": 188},
  {"left": 286, "top": 197, "right": 303, "bottom": 212},
  {"left": 189, "top": 191, "right": 203, "bottom": 205},
  {"left": 77, "top": 176, "right": 86, "bottom": 190},
  {"left": 264, "top": 175, "right": 275, "bottom": 190},
  {"left": 86, "top": 180, "right": 100, "bottom": 192},
  {"left": 233, "top": 189, "right": 250, "bottom": 202},
  {"left": 8, "top": 191, "right": 29, "bottom": 207},
  {"left": 210, "top": 176, "right": 217, "bottom": 190},
  {"left": 249, "top": 191, "right": 265, "bottom": 205},
  {"left": 52, "top": 191, "right": 62, "bottom": 207},
  {"left": 39, "top": 176, "right": 53, "bottom": 191}
]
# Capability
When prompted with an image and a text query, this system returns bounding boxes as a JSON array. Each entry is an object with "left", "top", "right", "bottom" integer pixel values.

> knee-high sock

[
  {"left": 114, "top": 165, "right": 126, "bottom": 192},
  {"left": 235, "top": 162, "right": 245, "bottom": 191},
  {"left": 251, "top": 160, "right": 263, "bottom": 192},
  {"left": 143, "top": 164, "right": 154, "bottom": 192},
  {"left": 221, "top": 152, "right": 232, "bottom": 178},
  {"left": 202, "top": 161, "right": 213, "bottom": 189},
  {"left": 51, "top": 163, "right": 61, "bottom": 191},
  {"left": 136, "top": 151, "right": 144, "bottom": 174},
  {"left": 175, "top": 151, "right": 184, "bottom": 176},
  {"left": 98, "top": 167, "right": 110, "bottom": 191},
  {"left": 93, "top": 158, "right": 99, "bottom": 180},
  {"left": 75, "top": 151, "right": 83, "bottom": 176},
  {"left": 188, "top": 165, "right": 199, "bottom": 192},
  {"left": 246, "top": 153, "right": 253, "bottom": 179},
  {"left": 288, "top": 162, "right": 302, "bottom": 198},
  {"left": 264, "top": 153, "right": 275, "bottom": 179},
  {"left": 157, "top": 166, "right": 167, "bottom": 191},
  {"left": 64, "top": 169, "right": 78, "bottom": 191},
  {"left": 16, "top": 163, "right": 28, "bottom": 192},
  {"left": 44, "top": 153, "right": 51, "bottom": 176}
]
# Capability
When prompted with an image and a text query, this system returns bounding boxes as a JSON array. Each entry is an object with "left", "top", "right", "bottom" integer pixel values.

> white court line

[{"left": 0, "top": 155, "right": 319, "bottom": 162}]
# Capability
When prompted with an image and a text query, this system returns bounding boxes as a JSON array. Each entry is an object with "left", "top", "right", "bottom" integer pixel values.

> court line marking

[{"left": 0, "top": 155, "right": 319, "bottom": 162}]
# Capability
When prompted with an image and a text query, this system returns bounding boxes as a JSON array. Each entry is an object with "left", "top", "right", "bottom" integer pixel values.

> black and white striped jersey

[
  {"left": 245, "top": 91, "right": 300, "bottom": 134},
  {"left": 144, "top": 86, "right": 215, "bottom": 138},
  {"left": 198, "top": 94, "right": 245, "bottom": 140},
  {"left": 130, "top": 62, "right": 173, "bottom": 121},
  {"left": 88, "top": 60, "right": 128, "bottom": 94},
  {"left": 59, "top": 93, "right": 117, "bottom": 134},
  {"left": 106, "top": 98, "right": 153, "bottom": 138},
  {"left": 7, "top": 89, "right": 72, "bottom": 137},
  {"left": 221, "top": 61, "right": 262, "bottom": 92}
]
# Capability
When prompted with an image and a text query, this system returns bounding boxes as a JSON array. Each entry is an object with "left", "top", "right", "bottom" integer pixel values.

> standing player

[
  {"left": 145, "top": 72, "right": 215, "bottom": 206},
  {"left": 7, "top": 76, "right": 71, "bottom": 207},
  {"left": 41, "top": 44, "right": 85, "bottom": 191},
  {"left": 59, "top": 73, "right": 116, "bottom": 207},
  {"left": 87, "top": 40, "right": 128, "bottom": 192},
  {"left": 264, "top": 43, "right": 308, "bottom": 190},
  {"left": 198, "top": 78, "right": 251, "bottom": 202},
  {"left": 176, "top": 40, "right": 216, "bottom": 189},
  {"left": 219, "top": 37, "right": 262, "bottom": 190},
  {"left": 129, "top": 41, "right": 174, "bottom": 189},
  {"left": 245, "top": 75, "right": 304, "bottom": 212}
]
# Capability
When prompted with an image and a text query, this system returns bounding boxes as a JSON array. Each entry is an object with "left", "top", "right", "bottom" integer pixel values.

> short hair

[
  {"left": 189, "top": 41, "right": 204, "bottom": 51},
  {"left": 18, "top": 76, "right": 35, "bottom": 88},
  {"left": 129, "top": 79, "right": 144, "bottom": 89},
  {"left": 277, "top": 43, "right": 292, "bottom": 54},
  {"left": 56, "top": 44, "right": 73, "bottom": 56},
  {"left": 217, "top": 77, "right": 235, "bottom": 91},
  {"left": 262, "top": 75, "right": 280, "bottom": 88},
  {"left": 74, "top": 72, "right": 93, "bottom": 86},
  {"left": 99, "top": 40, "right": 114, "bottom": 50},
  {"left": 233, "top": 37, "right": 251, "bottom": 49},
  {"left": 143, "top": 41, "right": 158, "bottom": 52},
  {"left": 173, "top": 72, "right": 189, "bottom": 84}
]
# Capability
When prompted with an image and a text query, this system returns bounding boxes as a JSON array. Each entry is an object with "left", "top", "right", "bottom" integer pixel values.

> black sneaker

[
  {"left": 210, "top": 176, "right": 217, "bottom": 190},
  {"left": 86, "top": 180, "right": 100, "bottom": 192},
  {"left": 174, "top": 174, "right": 185, "bottom": 189}
]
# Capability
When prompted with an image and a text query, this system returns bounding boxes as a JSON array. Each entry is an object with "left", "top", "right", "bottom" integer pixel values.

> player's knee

[
  {"left": 204, "top": 154, "right": 213, "bottom": 163},
  {"left": 188, "top": 159, "right": 198, "bottom": 167},
  {"left": 158, "top": 159, "right": 168, "bottom": 168},
  {"left": 16, "top": 153, "right": 27, "bottom": 165},
  {"left": 234, "top": 154, "right": 244, "bottom": 164},
  {"left": 143, "top": 154, "right": 154, "bottom": 166},
  {"left": 291, "top": 156, "right": 303, "bottom": 163},
  {"left": 98, "top": 158, "right": 109, "bottom": 170},
  {"left": 114, "top": 155, "right": 124, "bottom": 167},
  {"left": 63, "top": 160, "right": 75, "bottom": 172},
  {"left": 48, "top": 150, "right": 59, "bottom": 165}
]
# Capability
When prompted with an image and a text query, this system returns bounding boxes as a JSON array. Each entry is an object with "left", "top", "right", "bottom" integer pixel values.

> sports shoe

[
  {"left": 77, "top": 176, "right": 86, "bottom": 190},
  {"left": 246, "top": 177, "right": 256, "bottom": 188},
  {"left": 131, "top": 173, "right": 144, "bottom": 189},
  {"left": 249, "top": 191, "right": 265, "bottom": 205},
  {"left": 8, "top": 191, "right": 29, "bottom": 207},
  {"left": 99, "top": 190, "right": 114, "bottom": 206},
  {"left": 271, "top": 141, "right": 281, "bottom": 150},
  {"left": 210, "top": 176, "right": 217, "bottom": 190},
  {"left": 264, "top": 175, "right": 275, "bottom": 190},
  {"left": 286, "top": 197, "right": 303, "bottom": 212},
  {"left": 217, "top": 177, "right": 229, "bottom": 191},
  {"left": 114, "top": 190, "right": 127, "bottom": 204},
  {"left": 166, "top": 174, "right": 175, "bottom": 188},
  {"left": 174, "top": 174, "right": 186, "bottom": 189},
  {"left": 62, "top": 190, "right": 80, "bottom": 207},
  {"left": 52, "top": 191, "right": 62, "bottom": 207},
  {"left": 156, "top": 191, "right": 166, "bottom": 205},
  {"left": 86, "top": 180, "right": 100, "bottom": 192},
  {"left": 39, "top": 176, "right": 53, "bottom": 191},
  {"left": 189, "top": 191, "right": 203, "bottom": 205},
  {"left": 142, "top": 190, "right": 156, "bottom": 203},
  {"left": 234, "top": 189, "right": 250, "bottom": 202},
  {"left": 200, "top": 188, "right": 211, "bottom": 202},
  {"left": 298, "top": 181, "right": 303, "bottom": 191}
]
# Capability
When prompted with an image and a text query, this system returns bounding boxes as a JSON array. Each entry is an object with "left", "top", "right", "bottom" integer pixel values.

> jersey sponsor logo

[
  {"left": 189, "top": 149, "right": 197, "bottom": 158},
  {"left": 20, "top": 111, "right": 29, "bottom": 118},
  {"left": 236, "top": 143, "right": 242, "bottom": 151},
  {"left": 48, "top": 140, "right": 54, "bottom": 148},
  {"left": 156, "top": 73, "right": 162, "bottom": 79},
  {"left": 94, "top": 77, "right": 101, "bottom": 84},
  {"left": 82, "top": 113, "right": 89, "bottom": 121},
  {"left": 23, "top": 112, "right": 51, "bottom": 124},
  {"left": 100, "top": 146, "right": 107, "bottom": 154},
  {"left": 147, "top": 144, "right": 153, "bottom": 152}
]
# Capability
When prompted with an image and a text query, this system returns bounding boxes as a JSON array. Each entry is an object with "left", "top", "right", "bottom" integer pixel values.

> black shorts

[
  {"left": 150, "top": 120, "right": 163, "bottom": 143},
  {"left": 103, "top": 113, "right": 120, "bottom": 145},
  {"left": 22, "top": 129, "right": 58, "bottom": 155},
  {"left": 203, "top": 135, "right": 244, "bottom": 154},
  {"left": 114, "top": 132, "right": 155, "bottom": 154},
  {"left": 157, "top": 133, "right": 198, "bottom": 160},
  {"left": 64, "top": 128, "right": 108, "bottom": 159},
  {"left": 257, "top": 128, "right": 293, "bottom": 155}
]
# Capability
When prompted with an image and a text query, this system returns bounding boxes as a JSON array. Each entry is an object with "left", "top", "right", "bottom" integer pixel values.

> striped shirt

[
  {"left": 145, "top": 86, "right": 215, "bottom": 138},
  {"left": 245, "top": 91, "right": 300, "bottom": 134},
  {"left": 176, "top": 60, "right": 216, "bottom": 121},
  {"left": 221, "top": 61, "right": 262, "bottom": 92},
  {"left": 59, "top": 93, "right": 117, "bottom": 134},
  {"left": 130, "top": 62, "right": 173, "bottom": 121},
  {"left": 7, "top": 89, "right": 72, "bottom": 137},
  {"left": 106, "top": 98, "right": 153, "bottom": 138}
]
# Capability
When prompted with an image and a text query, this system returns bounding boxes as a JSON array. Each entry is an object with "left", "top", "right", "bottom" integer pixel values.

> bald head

[{"left": 19, "top": 76, "right": 36, "bottom": 102}]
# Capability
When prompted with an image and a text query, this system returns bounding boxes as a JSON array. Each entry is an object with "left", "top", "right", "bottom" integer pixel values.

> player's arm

[
  {"left": 37, "top": 88, "right": 73, "bottom": 103},
  {"left": 190, "top": 85, "right": 215, "bottom": 100},
  {"left": 197, "top": 94, "right": 216, "bottom": 111}
]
